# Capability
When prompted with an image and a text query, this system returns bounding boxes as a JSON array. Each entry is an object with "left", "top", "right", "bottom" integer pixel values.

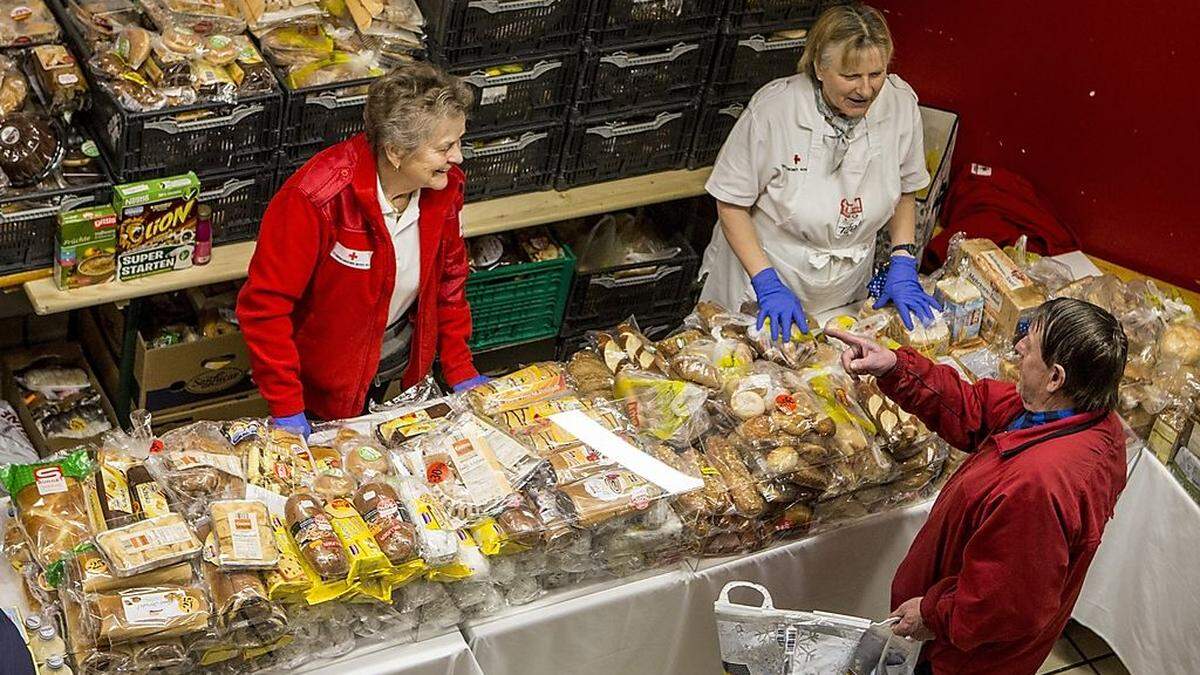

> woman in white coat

[{"left": 700, "top": 3, "right": 940, "bottom": 340}]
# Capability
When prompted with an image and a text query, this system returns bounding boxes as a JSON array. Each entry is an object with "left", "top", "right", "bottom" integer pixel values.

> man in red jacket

[
  {"left": 827, "top": 297, "right": 1129, "bottom": 675},
  {"left": 238, "top": 64, "right": 485, "bottom": 433}
]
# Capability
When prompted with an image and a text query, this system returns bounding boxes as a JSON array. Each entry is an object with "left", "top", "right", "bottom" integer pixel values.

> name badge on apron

[{"left": 835, "top": 197, "right": 865, "bottom": 238}]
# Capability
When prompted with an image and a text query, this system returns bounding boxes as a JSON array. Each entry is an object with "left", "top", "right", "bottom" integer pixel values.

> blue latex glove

[
  {"left": 272, "top": 412, "right": 311, "bottom": 439},
  {"left": 873, "top": 255, "right": 942, "bottom": 330},
  {"left": 750, "top": 267, "right": 809, "bottom": 342},
  {"left": 452, "top": 375, "right": 491, "bottom": 393}
]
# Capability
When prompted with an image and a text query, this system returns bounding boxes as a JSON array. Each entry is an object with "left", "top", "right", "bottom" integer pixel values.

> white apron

[{"left": 700, "top": 94, "right": 904, "bottom": 317}]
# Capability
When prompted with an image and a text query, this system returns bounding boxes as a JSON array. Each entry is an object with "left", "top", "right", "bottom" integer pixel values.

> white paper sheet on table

[{"left": 1049, "top": 250, "right": 1103, "bottom": 281}]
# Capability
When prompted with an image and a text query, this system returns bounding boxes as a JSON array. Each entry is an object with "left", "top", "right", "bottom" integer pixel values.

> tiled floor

[{"left": 1037, "top": 621, "right": 1131, "bottom": 674}]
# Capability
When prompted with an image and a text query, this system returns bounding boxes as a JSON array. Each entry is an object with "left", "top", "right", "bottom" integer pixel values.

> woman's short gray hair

[{"left": 363, "top": 62, "right": 474, "bottom": 159}]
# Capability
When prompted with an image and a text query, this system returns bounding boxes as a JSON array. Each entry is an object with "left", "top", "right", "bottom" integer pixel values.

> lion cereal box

[{"left": 113, "top": 172, "right": 200, "bottom": 281}]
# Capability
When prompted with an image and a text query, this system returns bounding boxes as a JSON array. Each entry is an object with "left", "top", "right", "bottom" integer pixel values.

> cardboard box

[
  {"left": 81, "top": 305, "right": 256, "bottom": 413},
  {"left": 55, "top": 206, "right": 117, "bottom": 290},
  {"left": 1170, "top": 444, "right": 1200, "bottom": 504},
  {"left": 872, "top": 105, "right": 959, "bottom": 269},
  {"left": 150, "top": 390, "right": 268, "bottom": 433},
  {"left": 958, "top": 239, "right": 1046, "bottom": 343},
  {"left": 1147, "top": 411, "right": 1192, "bottom": 464},
  {"left": 113, "top": 173, "right": 200, "bottom": 281},
  {"left": 916, "top": 106, "right": 959, "bottom": 241},
  {"left": 2, "top": 342, "right": 120, "bottom": 456}
]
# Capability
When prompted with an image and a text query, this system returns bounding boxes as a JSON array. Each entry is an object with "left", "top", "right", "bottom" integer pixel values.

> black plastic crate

[
  {"left": 710, "top": 27, "right": 808, "bottom": 102},
  {"left": 91, "top": 89, "right": 283, "bottom": 182},
  {"left": 0, "top": 144, "right": 112, "bottom": 277},
  {"left": 557, "top": 105, "right": 696, "bottom": 189},
  {"left": 0, "top": 180, "right": 112, "bottom": 275},
  {"left": 420, "top": 0, "right": 588, "bottom": 65},
  {"left": 576, "top": 37, "right": 716, "bottom": 116},
  {"left": 276, "top": 74, "right": 377, "bottom": 165},
  {"left": 561, "top": 231, "right": 700, "bottom": 334},
  {"left": 588, "top": 0, "right": 724, "bottom": 46},
  {"left": 725, "top": 0, "right": 818, "bottom": 28},
  {"left": 198, "top": 165, "right": 279, "bottom": 245},
  {"left": 453, "top": 51, "right": 579, "bottom": 131},
  {"left": 689, "top": 99, "right": 745, "bottom": 168},
  {"left": 47, "top": 1, "right": 283, "bottom": 181},
  {"left": 462, "top": 123, "right": 564, "bottom": 202}
]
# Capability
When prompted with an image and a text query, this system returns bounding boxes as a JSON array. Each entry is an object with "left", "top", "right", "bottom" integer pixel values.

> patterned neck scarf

[
  {"left": 814, "top": 83, "right": 864, "bottom": 173},
  {"left": 1007, "top": 408, "right": 1077, "bottom": 432}
]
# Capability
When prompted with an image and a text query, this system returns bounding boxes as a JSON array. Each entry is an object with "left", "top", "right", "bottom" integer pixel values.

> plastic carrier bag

[{"left": 714, "top": 581, "right": 921, "bottom": 675}]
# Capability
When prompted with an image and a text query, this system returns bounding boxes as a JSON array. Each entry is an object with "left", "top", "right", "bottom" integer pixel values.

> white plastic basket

[{"left": 714, "top": 581, "right": 922, "bottom": 675}]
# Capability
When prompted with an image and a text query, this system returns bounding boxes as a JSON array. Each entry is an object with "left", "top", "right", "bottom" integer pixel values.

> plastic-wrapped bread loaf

[{"left": 703, "top": 437, "right": 766, "bottom": 517}]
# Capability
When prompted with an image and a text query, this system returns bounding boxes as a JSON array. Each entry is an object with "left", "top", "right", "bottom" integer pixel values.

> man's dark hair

[{"left": 1030, "top": 298, "right": 1128, "bottom": 412}]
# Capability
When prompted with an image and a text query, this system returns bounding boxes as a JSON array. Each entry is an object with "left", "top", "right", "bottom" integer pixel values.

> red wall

[{"left": 874, "top": 0, "right": 1200, "bottom": 290}]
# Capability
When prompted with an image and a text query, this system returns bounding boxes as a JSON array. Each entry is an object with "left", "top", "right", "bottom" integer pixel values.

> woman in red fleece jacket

[
  {"left": 828, "top": 297, "right": 1129, "bottom": 675},
  {"left": 237, "top": 63, "right": 487, "bottom": 435}
]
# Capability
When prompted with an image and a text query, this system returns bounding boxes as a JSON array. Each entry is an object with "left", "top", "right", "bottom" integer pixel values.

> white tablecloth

[
  {"left": 462, "top": 565, "right": 694, "bottom": 675},
  {"left": 1074, "top": 450, "right": 1200, "bottom": 675},
  {"left": 294, "top": 631, "right": 483, "bottom": 675}
]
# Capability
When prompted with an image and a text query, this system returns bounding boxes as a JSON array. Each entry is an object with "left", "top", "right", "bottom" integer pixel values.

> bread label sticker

[
  {"left": 33, "top": 466, "right": 67, "bottom": 495},
  {"left": 331, "top": 242, "right": 372, "bottom": 270},
  {"left": 228, "top": 511, "right": 263, "bottom": 560},
  {"left": 121, "top": 590, "right": 188, "bottom": 623},
  {"left": 480, "top": 85, "right": 508, "bottom": 106},
  {"left": 122, "top": 522, "right": 193, "bottom": 553},
  {"left": 172, "top": 450, "right": 244, "bottom": 477}
]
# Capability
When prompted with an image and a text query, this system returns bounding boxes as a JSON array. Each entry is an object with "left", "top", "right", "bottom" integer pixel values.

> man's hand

[
  {"left": 823, "top": 328, "right": 898, "bottom": 378},
  {"left": 890, "top": 597, "right": 935, "bottom": 641}
]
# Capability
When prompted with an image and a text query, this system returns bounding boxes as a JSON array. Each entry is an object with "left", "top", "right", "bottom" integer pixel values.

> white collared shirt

[{"left": 377, "top": 177, "right": 421, "bottom": 325}]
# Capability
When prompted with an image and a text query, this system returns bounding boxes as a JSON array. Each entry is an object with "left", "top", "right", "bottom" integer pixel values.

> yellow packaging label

[
  {"left": 324, "top": 497, "right": 393, "bottom": 584},
  {"left": 498, "top": 397, "right": 589, "bottom": 431},
  {"left": 470, "top": 517, "right": 530, "bottom": 557},
  {"left": 200, "top": 645, "right": 242, "bottom": 666},
  {"left": 242, "top": 633, "right": 294, "bottom": 660},
  {"left": 264, "top": 516, "right": 311, "bottom": 601},
  {"left": 386, "top": 558, "right": 426, "bottom": 590},
  {"left": 425, "top": 530, "right": 475, "bottom": 582}
]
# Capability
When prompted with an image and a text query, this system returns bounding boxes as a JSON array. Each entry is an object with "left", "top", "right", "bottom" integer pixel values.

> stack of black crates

[
  {"left": 46, "top": 0, "right": 285, "bottom": 249},
  {"left": 559, "top": 0, "right": 723, "bottom": 188},
  {"left": 690, "top": 0, "right": 853, "bottom": 168},
  {"left": 550, "top": 0, "right": 729, "bottom": 353},
  {"left": 421, "top": 0, "right": 585, "bottom": 203}
]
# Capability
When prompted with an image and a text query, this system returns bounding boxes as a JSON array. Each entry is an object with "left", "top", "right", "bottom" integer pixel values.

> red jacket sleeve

[
  {"left": 236, "top": 187, "right": 323, "bottom": 417},
  {"left": 919, "top": 479, "right": 1072, "bottom": 650},
  {"left": 434, "top": 190, "right": 478, "bottom": 387},
  {"left": 877, "top": 348, "right": 1022, "bottom": 452}
]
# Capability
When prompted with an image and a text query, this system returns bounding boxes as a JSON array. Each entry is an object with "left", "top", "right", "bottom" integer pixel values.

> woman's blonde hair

[
  {"left": 363, "top": 62, "right": 474, "bottom": 159},
  {"left": 797, "top": 3, "right": 894, "bottom": 81}
]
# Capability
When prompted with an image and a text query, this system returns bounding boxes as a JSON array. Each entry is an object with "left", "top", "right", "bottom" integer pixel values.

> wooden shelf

[
  {"left": 25, "top": 241, "right": 256, "bottom": 315},
  {"left": 23, "top": 168, "right": 714, "bottom": 315},
  {"left": 461, "top": 167, "right": 712, "bottom": 236}
]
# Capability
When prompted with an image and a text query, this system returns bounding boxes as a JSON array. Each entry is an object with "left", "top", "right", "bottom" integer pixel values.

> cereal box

[
  {"left": 55, "top": 206, "right": 117, "bottom": 290},
  {"left": 113, "top": 173, "right": 200, "bottom": 281}
]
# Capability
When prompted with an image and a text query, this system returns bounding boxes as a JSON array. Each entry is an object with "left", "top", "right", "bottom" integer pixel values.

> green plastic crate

[{"left": 466, "top": 243, "right": 576, "bottom": 351}]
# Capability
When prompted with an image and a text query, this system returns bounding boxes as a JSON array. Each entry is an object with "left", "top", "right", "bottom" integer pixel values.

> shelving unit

[{"left": 22, "top": 167, "right": 714, "bottom": 315}]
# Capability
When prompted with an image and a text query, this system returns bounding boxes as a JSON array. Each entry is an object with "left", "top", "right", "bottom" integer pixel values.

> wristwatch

[{"left": 891, "top": 243, "right": 918, "bottom": 257}]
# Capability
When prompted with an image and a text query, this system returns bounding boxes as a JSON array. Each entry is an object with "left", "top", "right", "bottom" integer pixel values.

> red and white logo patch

[
  {"left": 330, "top": 242, "right": 372, "bottom": 270},
  {"left": 835, "top": 197, "right": 865, "bottom": 237}
]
